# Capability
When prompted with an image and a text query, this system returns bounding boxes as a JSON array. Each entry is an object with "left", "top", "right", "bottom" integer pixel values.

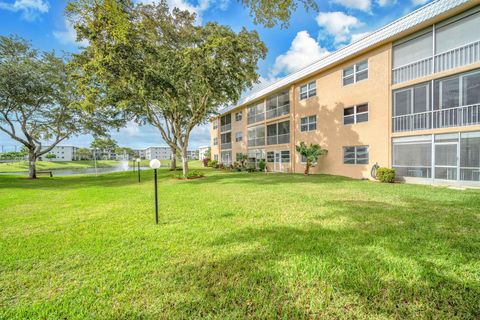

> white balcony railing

[
  {"left": 266, "top": 104, "right": 290, "bottom": 120},
  {"left": 392, "top": 57, "right": 433, "bottom": 84},
  {"left": 392, "top": 104, "right": 480, "bottom": 132},
  {"left": 435, "top": 40, "right": 480, "bottom": 73},
  {"left": 392, "top": 40, "right": 480, "bottom": 84},
  {"left": 220, "top": 123, "right": 231, "bottom": 132},
  {"left": 221, "top": 142, "right": 232, "bottom": 150},
  {"left": 267, "top": 134, "right": 290, "bottom": 145},
  {"left": 247, "top": 137, "right": 265, "bottom": 147}
]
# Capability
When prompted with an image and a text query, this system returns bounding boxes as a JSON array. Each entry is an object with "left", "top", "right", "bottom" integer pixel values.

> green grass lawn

[
  {"left": 1, "top": 169, "right": 479, "bottom": 319},
  {"left": 0, "top": 159, "right": 173, "bottom": 173}
]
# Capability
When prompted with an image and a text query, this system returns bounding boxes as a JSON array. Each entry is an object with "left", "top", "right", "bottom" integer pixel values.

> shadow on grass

[{"left": 166, "top": 198, "right": 479, "bottom": 318}]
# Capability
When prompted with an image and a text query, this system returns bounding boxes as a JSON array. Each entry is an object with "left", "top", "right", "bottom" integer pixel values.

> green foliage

[
  {"left": 0, "top": 151, "right": 26, "bottom": 160},
  {"left": 91, "top": 138, "right": 118, "bottom": 151},
  {"left": 241, "top": 0, "right": 318, "bottom": 28},
  {"left": 45, "top": 154, "right": 56, "bottom": 160},
  {"left": 207, "top": 160, "right": 218, "bottom": 168},
  {"left": 76, "top": 148, "right": 92, "bottom": 160},
  {"left": 376, "top": 167, "right": 396, "bottom": 183},
  {"left": 258, "top": 159, "right": 266, "bottom": 171},
  {"left": 204, "top": 147, "right": 211, "bottom": 158},
  {"left": 67, "top": 1, "right": 266, "bottom": 178},
  {"left": 173, "top": 170, "right": 204, "bottom": 179},
  {"left": 296, "top": 142, "right": 328, "bottom": 175}
]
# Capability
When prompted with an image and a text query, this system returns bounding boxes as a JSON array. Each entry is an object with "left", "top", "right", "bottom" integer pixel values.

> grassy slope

[
  {"left": 0, "top": 169, "right": 479, "bottom": 319},
  {"left": 0, "top": 160, "right": 173, "bottom": 173}
]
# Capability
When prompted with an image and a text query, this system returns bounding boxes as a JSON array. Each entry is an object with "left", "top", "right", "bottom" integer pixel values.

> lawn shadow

[{"left": 168, "top": 197, "right": 479, "bottom": 318}]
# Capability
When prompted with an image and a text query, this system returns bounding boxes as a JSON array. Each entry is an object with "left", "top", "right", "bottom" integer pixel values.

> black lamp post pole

[
  {"left": 137, "top": 161, "right": 141, "bottom": 182},
  {"left": 154, "top": 168, "right": 158, "bottom": 224}
]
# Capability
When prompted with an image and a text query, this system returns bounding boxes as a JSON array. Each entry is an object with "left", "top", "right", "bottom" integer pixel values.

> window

[
  {"left": 221, "top": 151, "right": 232, "bottom": 165},
  {"left": 300, "top": 115, "right": 316, "bottom": 132},
  {"left": 235, "top": 131, "right": 243, "bottom": 142},
  {"left": 213, "top": 137, "right": 218, "bottom": 145},
  {"left": 434, "top": 70, "right": 480, "bottom": 110},
  {"left": 343, "top": 146, "right": 369, "bottom": 164},
  {"left": 343, "top": 104, "right": 369, "bottom": 125},
  {"left": 281, "top": 150, "right": 290, "bottom": 162},
  {"left": 460, "top": 132, "right": 480, "bottom": 181},
  {"left": 213, "top": 120, "right": 218, "bottom": 130},
  {"left": 393, "top": 136, "right": 432, "bottom": 178},
  {"left": 235, "top": 111, "right": 243, "bottom": 121},
  {"left": 214, "top": 154, "right": 218, "bottom": 161},
  {"left": 267, "top": 151, "right": 274, "bottom": 162},
  {"left": 221, "top": 132, "right": 231, "bottom": 148},
  {"left": 247, "top": 103, "right": 265, "bottom": 124},
  {"left": 393, "top": 30, "right": 433, "bottom": 69},
  {"left": 236, "top": 153, "right": 243, "bottom": 162},
  {"left": 267, "top": 120, "right": 290, "bottom": 145},
  {"left": 247, "top": 126, "right": 265, "bottom": 147},
  {"left": 343, "top": 60, "right": 368, "bottom": 86},
  {"left": 300, "top": 81, "right": 316, "bottom": 100},
  {"left": 220, "top": 114, "right": 231, "bottom": 132},
  {"left": 435, "top": 10, "right": 480, "bottom": 55},
  {"left": 267, "top": 151, "right": 290, "bottom": 162},
  {"left": 266, "top": 91, "right": 290, "bottom": 119}
]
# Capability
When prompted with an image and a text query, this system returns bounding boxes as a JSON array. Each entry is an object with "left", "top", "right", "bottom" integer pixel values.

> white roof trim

[{"left": 219, "top": 0, "right": 472, "bottom": 115}]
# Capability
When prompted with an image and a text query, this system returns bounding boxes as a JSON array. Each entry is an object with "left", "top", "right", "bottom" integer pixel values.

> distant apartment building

[
  {"left": 134, "top": 149, "right": 146, "bottom": 160},
  {"left": 39, "top": 145, "right": 78, "bottom": 161},
  {"left": 187, "top": 150, "right": 199, "bottom": 160},
  {"left": 198, "top": 146, "right": 210, "bottom": 160},
  {"left": 210, "top": 0, "right": 480, "bottom": 187},
  {"left": 144, "top": 146, "right": 173, "bottom": 160}
]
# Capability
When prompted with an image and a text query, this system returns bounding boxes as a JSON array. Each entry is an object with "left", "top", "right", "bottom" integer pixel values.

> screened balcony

[
  {"left": 392, "top": 69, "right": 480, "bottom": 133},
  {"left": 266, "top": 121, "right": 290, "bottom": 145},
  {"left": 266, "top": 91, "right": 290, "bottom": 120},
  {"left": 220, "top": 114, "right": 231, "bottom": 132},
  {"left": 392, "top": 8, "right": 480, "bottom": 84},
  {"left": 247, "top": 126, "right": 265, "bottom": 147},
  {"left": 221, "top": 132, "right": 232, "bottom": 150}
]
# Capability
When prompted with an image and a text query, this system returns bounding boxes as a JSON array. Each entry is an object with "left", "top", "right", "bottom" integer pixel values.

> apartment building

[
  {"left": 144, "top": 146, "right": 173, "bottom": 160},
  {"left": 39, "top": 145, "right": 78, "bottom": 161},
  {"left": 198, "top": 146, "right": 210, "bottom": 160},
  {"left": 211, "top": 0, "right": 480, "bottom": 187}
]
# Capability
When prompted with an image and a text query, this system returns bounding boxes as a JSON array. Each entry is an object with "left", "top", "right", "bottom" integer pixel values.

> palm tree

[{"left": 296, "top": 142, "right": 328, "bottom": 175}]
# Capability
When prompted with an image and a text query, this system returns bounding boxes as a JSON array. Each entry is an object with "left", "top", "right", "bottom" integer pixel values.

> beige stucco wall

[{"left": 291, "top": 44, "right": 391, "bottom": 179}]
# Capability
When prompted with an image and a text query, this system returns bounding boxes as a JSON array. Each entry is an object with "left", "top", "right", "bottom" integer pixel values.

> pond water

[{"left": 0, "top": 163, "right": 151, "bottom": 177}]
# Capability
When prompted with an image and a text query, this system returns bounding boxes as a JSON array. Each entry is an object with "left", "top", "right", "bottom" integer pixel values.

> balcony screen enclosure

[{"left": 393, "top": 131, "right": 480, "bottom": 183}]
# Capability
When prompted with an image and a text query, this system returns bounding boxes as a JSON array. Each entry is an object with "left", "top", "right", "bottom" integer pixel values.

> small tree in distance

[
  {"left": 45, "top": 154, "right": 56, "bottom": 160},
  {"left": 296, "top": 142, "right": 328, "bottom": 175}
]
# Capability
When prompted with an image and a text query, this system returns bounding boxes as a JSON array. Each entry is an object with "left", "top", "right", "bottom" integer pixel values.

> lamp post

[
  {"left": 136, "top": 158, "right": 141, "bottom": 182},
  {"left": 149, "top": 159, "right": 161, "bottom": 224}
]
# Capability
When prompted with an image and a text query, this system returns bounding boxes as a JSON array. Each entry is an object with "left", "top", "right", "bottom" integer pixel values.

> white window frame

[
  {"left": 343, "top": 146, "right": 369, "bottom": 164},
  {"left": 300, "top": 81, "right": 316, "bottom": 100},
  {"left": 235, "top": 131, "right": 243, "bottom": 142},
  {"left": 343, "top": 104, "right": 369, "bottom": 125},
  {"left": 300, "top": 115, "right": 317, "bottom": 132},
  {"left": 235, "top": 111, "right": 243, "bottom": 121},
  {"left": 343, "top": 60, "right": 368, "bottom": 86},
  {"left": 213, "top": 137, "right": 218, "bottom": 146},
  {"left": 213, "top": 120, "right": 218, "bottom": 130}
]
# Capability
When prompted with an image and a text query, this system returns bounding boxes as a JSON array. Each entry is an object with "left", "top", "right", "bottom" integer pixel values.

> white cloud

[
  {"left": 272, "top": 31, "right": 330, "bottom": 76},
  {"left": 332, "top": 0, "right": 371, "bottom": 12},
  {"left": 411, "top": 0, "right": 429, "bottom": 5},
  {"left": 376, "top": 0, "right": 396, "bottom": 6},
  {"left": 136, "top": 0, "right": 211, "bottom": 24},
  {"left": 0, "top": 0, "right": 49, "bottom": 21},
  {"left": 124, "top": 121, "right": 140, "bottom": 136},
  {"left": 53, "top": 19, "right": 88, "bottom": 47},
  {"left": 316, "top": 11, "right": 363, "bottom": 44}
]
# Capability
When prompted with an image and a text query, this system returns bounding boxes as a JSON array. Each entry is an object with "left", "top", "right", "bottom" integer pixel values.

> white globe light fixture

[
  {"left": 150, "top": 159, "right": 161, "bottom": 169},
  {"left": 150, "top": 159, "right": 161, "bottom": 224},
  {"left": 136, "top": 158, "right": 141, "bottom": 163}
]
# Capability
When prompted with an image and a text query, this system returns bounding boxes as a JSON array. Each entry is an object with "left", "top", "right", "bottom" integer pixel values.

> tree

[
  {"left": 68, "top": 0, "right": 266, "bottom": 177},
  {"left": 0, "top": 36, "right": 122, "bottom": 178},
  {"left": 91, "top": 137, "right": 118, "bottom": 160},
  {"left": 76, "top": 147, "right": 92, "bottom": 160},
  {"left": 204, "top": 147, "right": 211, "bottom": 158},
  {"left": 115, "top": 146, "right": 135, "bottom": 159},
  {"left": 296, "top": 142, "right": 328, "bottom": 175},
  {"left": 241, "top": 0, "right": 318, "bottom": 28},
  {"left": 45, "top": 153, "right": 56, "bottom": 160}
]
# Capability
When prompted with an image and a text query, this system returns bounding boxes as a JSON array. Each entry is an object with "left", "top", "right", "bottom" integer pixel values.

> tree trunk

[
  {"left": 28, "top": 149, "right": 37, "bottom": 179},
  {"left": 170, "top": 146, "right": 177, "bottom": 170},
  {"left": 304, "top": 161, "right": 310, "bottom": 176},
  {"left": 181, "top": 147, "right": 189, "bottom": 177}
]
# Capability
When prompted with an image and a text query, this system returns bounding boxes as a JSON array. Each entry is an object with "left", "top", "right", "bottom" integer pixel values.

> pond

[{"left": 0, "top": 166, "right": 151, "bottom": 177}]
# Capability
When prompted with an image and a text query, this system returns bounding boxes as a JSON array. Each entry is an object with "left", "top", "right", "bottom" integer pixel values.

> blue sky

[{"left": 0, "top": 0, "right": 432, "bottom": 151}]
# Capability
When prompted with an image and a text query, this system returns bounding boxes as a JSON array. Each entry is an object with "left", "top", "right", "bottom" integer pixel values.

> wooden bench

[{"left": 36, "top": 171, "right": 53, "bottom": 177}]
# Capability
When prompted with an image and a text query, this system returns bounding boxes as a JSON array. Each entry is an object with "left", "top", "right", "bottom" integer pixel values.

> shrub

[
  {"left": 207, "top": 160, "right": 217, "bottom": 168},
  {"left": 218, "top": 163, "right": 225, "bottom": 169},
  {"left": 173, "top": 170, "right": 204, "bottom": 179},
  {"left": 258, "top": 159, "right": 266, "bottom": 172},
  {"left": 376, "top": 167, "right": 396, "bottom": 183},
  {"left": 202, "top": 157, "right": 210, "bottom": 167}
]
